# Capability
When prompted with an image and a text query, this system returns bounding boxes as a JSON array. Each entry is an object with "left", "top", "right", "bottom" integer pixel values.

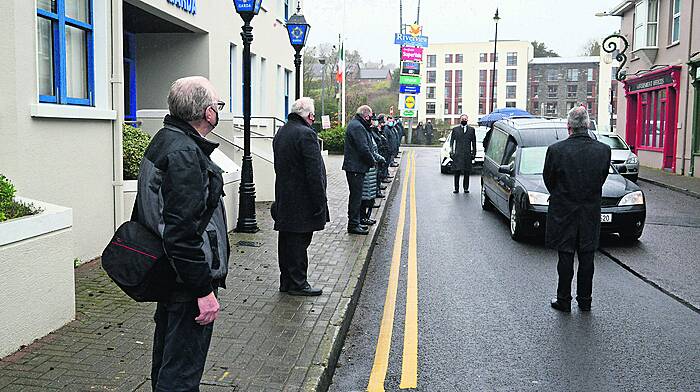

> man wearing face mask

[
  {"left": 343, "top": 105, "right": 376, "bottom": 235},
  {"left": 134, "top": 76, "right": 229, "bottom": 390},
  {"left": 450, "top": 114, "right": 477, "bottom": 193},
  {"left": 272, "top": 97, "right": 329, "bottom": 296}
]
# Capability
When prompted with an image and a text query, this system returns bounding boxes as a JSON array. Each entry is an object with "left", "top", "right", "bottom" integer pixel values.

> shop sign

[
  {"left": 167, "top": 0, "right": 196, "bottom": 15},
  {"left": 629, "top": 74, "right": 674, "bottom": 92},
  {"left": 394, "top": 33, "right": 429, "bottom": 48},
  {"left": 401, "top": 61, "right": 421, "bottom": 76},
  {"left": 400, "top": 85, "right": 421, "bottom": 94},
  {"left": 399, "top": 75, "right": 421, "bottom": 85},
  {"left": 399, "top": 94, "right": 418, "bottom": 118},
  {"left": 401, "top": 47, "right": 423, "bottom": 62}
]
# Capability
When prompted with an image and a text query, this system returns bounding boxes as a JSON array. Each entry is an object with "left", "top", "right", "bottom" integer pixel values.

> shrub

[
  {"left": 0, "top": 174, "right": 42, "bottom": 223},
  {"left": 123, "top": 124, "right": 152, "bottom": 180},
  {"left": 318, "top": 126, "right": 346, "bottom": 154}
]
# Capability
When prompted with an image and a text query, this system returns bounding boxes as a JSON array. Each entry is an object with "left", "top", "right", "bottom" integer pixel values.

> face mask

[
  {"left": 387, "top": 121, "right": 394, "bottom": 127},
  {"left": 461, "top": 120, "right": 468, "bottom": 126},
  {"left": 206, "top": 107, "right": 220, "bottom": 129},
  {"left": 372, "top": 120, "right": 379, "bottom": 127}
]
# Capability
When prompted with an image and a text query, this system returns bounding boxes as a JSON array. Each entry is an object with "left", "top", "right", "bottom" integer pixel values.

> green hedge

[
  {"left": 123, "top": 124, "right": 152, "bottom": 180},
  {"left": 318, "top": 126, "right": 346, "bottom": 154},
  {"left": 0, "top": 174, "right": 41, "bottom": 223}
]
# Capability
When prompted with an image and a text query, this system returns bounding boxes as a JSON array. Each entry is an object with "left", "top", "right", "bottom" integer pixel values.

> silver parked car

[
  {"left": 596, "top": 132, "right": 640, "bottom": 182},
  {"left": 440, "top": 126, "right": 488, "bottom": 174}
]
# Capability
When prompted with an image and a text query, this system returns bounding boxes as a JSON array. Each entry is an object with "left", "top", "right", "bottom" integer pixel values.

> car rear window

[
  {"left": 598, "top": 135, "right": 627, "bottom": 149},
  {"left": 519, "top": 146, "right": 548, "bottom": 175}
]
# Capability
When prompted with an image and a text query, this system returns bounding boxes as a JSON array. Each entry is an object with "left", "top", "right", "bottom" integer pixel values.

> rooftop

[
  {"left": 359, "top": 68, "right": 392, "bottom": 80},
  {"left": 529, "top": 56, "right": 600, "bottom": 65}
]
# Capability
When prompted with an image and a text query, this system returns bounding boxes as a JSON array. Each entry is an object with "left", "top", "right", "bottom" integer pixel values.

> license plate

[{"left": 601, "top": 214, "right": 612, "bottom": 223}]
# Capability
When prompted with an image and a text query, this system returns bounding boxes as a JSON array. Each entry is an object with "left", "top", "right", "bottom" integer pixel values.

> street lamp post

[
  {"left": 286, "top": 2, "right": 311, "bottom": 100},
  {"left": 233, "top": 0, "right": 263, "bottom": 233},
  {"left": 490, "top": 8, "right": 500, "bottom": 113},
  {"left": 319, "top": 58, "right": 326, "bottom": 116}
]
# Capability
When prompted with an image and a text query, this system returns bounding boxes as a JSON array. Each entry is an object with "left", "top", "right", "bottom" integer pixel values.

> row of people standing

[{"left": 343, "top": 105, "right": 404, "bottom": 235}]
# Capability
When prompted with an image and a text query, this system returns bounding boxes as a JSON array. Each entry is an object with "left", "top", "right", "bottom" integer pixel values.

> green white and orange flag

[{"left": 336, "top": 43, "right": 344, "bottom": 83}]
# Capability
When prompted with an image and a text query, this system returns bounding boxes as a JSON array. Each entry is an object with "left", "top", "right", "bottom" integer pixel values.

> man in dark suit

[
  {"left": 343, "top": 105, "right": 376, "bottom": 235},
  {"left": 272, "top": 97, "right": 329, "bottom": 296},
  {"left": 450, "top": 114, "right": 477, "bottom": 193},
  {"left": 544, "top": 106, "right": 611, "bottom": 312}
]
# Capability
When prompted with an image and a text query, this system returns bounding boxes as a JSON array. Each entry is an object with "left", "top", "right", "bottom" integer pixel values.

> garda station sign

[
  {"left": 394, "top": 33, "right": 429, "bottom": 48},
  {"left": 399, "top": 75, "right": 421, "bottom": 85},
  {"left": 399, "top": 94, "right": 418, "bottom": 118},
  {"left": 401, "top": 47, "right": 423, "bottom": 62},
  {"left": 400, "top": 61, "right": 421, "bottom": 76},
  {"left": 168, "top": 0, "right": 196, "bottom": 14},
  {"left": 628, "top": 73, "right": 675, "bottom": 92},
  {"left": 400, "top": 85, "right": 421, "bottom": 94},
  {"left": 233, "top": 0, "right": 262, "bottom": 13}
]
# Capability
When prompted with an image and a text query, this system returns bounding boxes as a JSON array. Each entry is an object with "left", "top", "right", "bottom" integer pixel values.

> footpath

[
  {"left": 0, "top": 154, "right": 401, "bottom": 392},
  {"left": 639, "top": 166, "right": 700, "bottom": 199}
]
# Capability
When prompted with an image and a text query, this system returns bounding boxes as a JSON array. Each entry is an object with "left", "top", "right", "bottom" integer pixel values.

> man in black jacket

[
  {"left": 450, "top": 114, "right": 477, "bottom": 193},
  {"left": 343, "top": 105, "right": 375, "bottom": 235},
  {"left": 272, "top": 97, "right": 329, "bottom": 296},
  {"left": 544, "top": 106, "right": 611, "bottom": 312},
  {"left": 135, "top": 76, "right": 229, "bottom": 391}
]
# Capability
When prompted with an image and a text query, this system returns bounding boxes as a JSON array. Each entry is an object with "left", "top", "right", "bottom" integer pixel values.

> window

[
  {"left": 229, "top": 44, "right": 239, "bottom": 114},
  {"left": 506, "top": 101, "right": 516, "bottom": 108},
  {"left": 444, "top": 86, "right": 451, "bottom": 96},
  {"left": 506, "top": 69, "right": 517, "bottom": 83},
  {"left": 426, "top": 86, "right": 436, "bottom": 99},
  {"left": 670, "top": 0, "right": 681, "bottom": 44},
  {"left": 566, "top": 69, "right": 579, "bottom": 82},
  {"left": 547, "top": 85, "right": 558, "bottom": 99},
  {"left": 567, "top": 101, "right": 576, "bottom": 111},
  {"left": 478, "top": 100, "right": 486, "bottom": 114},
  {"left": 445, "top": 54, "right": 453, "bottom": 63},
  {"left": 37, "top": 0, "right": 94, "bottom": 105},
  {"left": 455, "top": 54, "right": 463, "bottom": 63},
  {"left": 634, "top": 0, "right": 659, "bottom": 49},
  {"left": 587, "top": 68, "right": 595, "bottom": 82},
  {"left": 490, "top": 53, "right": 499, "bottom": 62},
  {"left": 455, "top": 70, "right": 463, "bottom": 84},
  {"left": 486, "top": 129, "right": 508, "bottom": 162},
  {"left": 444, "top": 102, "right": 451, "bottom": 115},
  {"left": 587, "top": 100, "right": 596, "bottom": 117},
  {"left": 587, "top": 83, "right": 595, "bottom": 97},
  {"left": 427, "top": 55, "right": 437, "bottom": 68},
  {"left": 545, "top": 102, "right": 557, "bottom": 115},
  {"left": 547, "top": 69, "right": 559, "bottom": 82},
  {"left": 480, "top": 53, "right": 488, "bottom": 62},
  {"left": 445, "top": 70, "right": 452, "bottom": 83},
  {"left": 456, "top": 102, "right": 463, "bottom": 114},
  {"left": 284, "top": 69, "right": 291, "bottom": 119},
  {"left": 283, "top": 0, "right": 289, "bottom": 21},
  {"left": 479, "top": 85, "right": 486, "bottom": 98},
  {"left": 531, "top": 101, "right": 539, "bottom": 114},
  {"left": 507, "top": 52, "right": 517, "bottom": 66},
  {"left": 426, "top": 102, "right": 436, "bottom": 114},
  {"left": 427, "top": 71, "right": 436, "bottom": 83},
  {"left": 506, "top": 86, "right": 517, "bottom": 99},
  {"left": 567, "top": 85, "right": 578, "bottom": 98},
  {"left": 479, "top": 70, "right": 487, "bottom": 82}
]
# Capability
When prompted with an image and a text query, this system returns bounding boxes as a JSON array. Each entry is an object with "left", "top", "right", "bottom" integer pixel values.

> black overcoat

[
  {"left": 271, "top": 113, "right": 330, "bottom": 233},
  {"left": 342, "top": 115, "right": 375, "bottom": 173},
  {"left": 543, "top": 133, "right": 611, "bottom": 252},
  {"left": 450, "top": 125, "right": 477, "bottom": 171}
]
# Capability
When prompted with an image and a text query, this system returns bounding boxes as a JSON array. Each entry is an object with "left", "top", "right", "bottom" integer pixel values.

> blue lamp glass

[
  {"left": 233, "top": 0, "right": 263, "bottom": 15},
  {"left": 286, "top": 9, "right": 310, "bottom": 48}
]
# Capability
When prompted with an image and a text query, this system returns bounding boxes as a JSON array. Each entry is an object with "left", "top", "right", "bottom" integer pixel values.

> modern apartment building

[
  {"left": 418, "top": 41, "right": 533, "bottom": 126},
  {"left": 611, "top": 0, "right": 699, "bottom": 176},
  {"left": 527, "top": 56, "right": 618, "bottom": 131}
]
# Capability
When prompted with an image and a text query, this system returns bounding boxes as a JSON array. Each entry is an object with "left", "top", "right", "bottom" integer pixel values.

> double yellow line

[{"left": 367, "top": 150, "right": 419, "bottom": 391}]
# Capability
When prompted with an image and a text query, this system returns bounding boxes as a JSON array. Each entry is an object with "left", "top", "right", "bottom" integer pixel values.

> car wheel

[
  {"left": 481, "top": 182, "right": 493, "bottom": 211},
  {"left": 619, "top": 229, "right": 642, "bottom": 243},
  {"left": 510, "top": 202, "right": 525, "bottom": 241}
]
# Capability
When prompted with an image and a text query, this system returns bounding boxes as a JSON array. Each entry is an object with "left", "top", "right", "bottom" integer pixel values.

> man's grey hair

[
  {"left": 356, "top": 105, "right": 373, "bottom": 117},
  {"left": 567, "top": 106, "right": 590, "bottom": 133},
  {"left": 167, "top": 76, "right": 216, "bottom": 121},
  {"left": 291, "top": 97, "right": 315, "bottom": 118}
]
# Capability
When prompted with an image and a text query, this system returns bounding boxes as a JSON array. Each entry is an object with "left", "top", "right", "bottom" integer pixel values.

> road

[{"left": 329, "top": 147, "right": 700, "bottom": 392}]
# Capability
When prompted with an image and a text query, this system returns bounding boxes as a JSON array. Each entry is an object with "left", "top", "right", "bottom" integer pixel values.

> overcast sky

[{"left": 303, "top": 0, "right": 622, "bottom": 63}]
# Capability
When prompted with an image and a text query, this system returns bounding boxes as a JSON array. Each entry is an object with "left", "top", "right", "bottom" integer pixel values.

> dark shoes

[
  {"left": 380, "top": 185, "right": 388, "bottom": 190},
  {"left": 453, "top": 190, "right": 459, "bottom": 194},
  {"left": 464, "top": 189, "right": 470, "bottom": 193},
  {"left": 361, "top": 218, "right": 376, "bottom": 226},
  {"left": 381, "top": 179, "right": 392, "bottom": 184},
  {"left": 550, "top": 299, "right": 571, "bottom": 312},
  {"left": 376, "top": 192, "right": 386, "bottom": 199},
  {"left": 390, "top": 162, "right": 399, "bottom": 167},
  {"left": 348, "top": 226, "right": 370, "bottom": 235},
  {"left": 286, "top": 283, "right": 323, "bottom": 296}
]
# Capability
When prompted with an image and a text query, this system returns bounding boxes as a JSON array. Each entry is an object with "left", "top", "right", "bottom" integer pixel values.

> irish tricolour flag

[{"left": 336, "top": 43, "right": 344, "bottom": 83}]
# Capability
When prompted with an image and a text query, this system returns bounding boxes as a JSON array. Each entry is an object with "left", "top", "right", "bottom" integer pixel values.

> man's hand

[{"left": 195, "top": 291, "right": 219, "bottom": 326}]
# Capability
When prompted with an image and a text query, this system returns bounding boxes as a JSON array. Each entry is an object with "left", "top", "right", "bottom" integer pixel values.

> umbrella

[{"left": 478, "top": 108, "right": 532, "bottom": 127}]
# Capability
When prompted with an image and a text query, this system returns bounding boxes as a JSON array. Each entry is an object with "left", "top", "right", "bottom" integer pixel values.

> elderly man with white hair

[
  {"left": 271, "top": 97, "right": 329, "bottom": 296},
  {"left": 543, "top": 106, "right": 611, "bottom": 313}
]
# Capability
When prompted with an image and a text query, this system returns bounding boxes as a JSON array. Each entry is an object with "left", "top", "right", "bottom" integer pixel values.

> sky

[{"left": 303, "top": 0, "right": 622, "bottom": 64}]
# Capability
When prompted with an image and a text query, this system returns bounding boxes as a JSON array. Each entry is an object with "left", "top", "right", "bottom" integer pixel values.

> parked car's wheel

[
  {"left": 619, "top": 229, "right": 643, "bottom": 243},
  {"left": 481, "top": 182, "right": 493, "bottom": 211},
  {"left": 509, "top": 202, "right": 525, "bottom": 241}
]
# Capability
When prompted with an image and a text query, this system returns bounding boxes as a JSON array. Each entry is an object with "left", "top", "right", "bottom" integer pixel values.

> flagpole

[{"left": 341, "top": 0, "right": 346, "bottom": 126}]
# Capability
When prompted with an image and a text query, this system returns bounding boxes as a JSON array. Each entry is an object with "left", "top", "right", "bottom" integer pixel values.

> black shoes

[
  {"left": 464, "top": 189, "right": 470, "bottom": 194},
  {"left": 550, "top": 299, "right": 571, "bottom": 312},
  {"left": 381, "top": 179, "right": 392, "bottom": 184},
  {"left": 380, "top": 185, "right": 388, "bottom": 190},
  {"left": 390, "top": 162, "right": 399, "bottom": 167},
  {"left": 287, "top": 283, "right": 323, "bottom": 296},
  {"left": 453, "top": 190, "right": 459, "bottom": 194},
  {"left": 376, "top": 192, "right": 386, "bottom": 199},
  {"left": 361, "top": 218, "right": 376, "bottom": 226},
  {"left": 348, "top": 226, "right": 370, "bottom": 235}
]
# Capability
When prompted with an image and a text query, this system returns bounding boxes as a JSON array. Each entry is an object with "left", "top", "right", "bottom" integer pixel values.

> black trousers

[
  {"left": 557, "top": 250, "right": 595, "bottom": 304},
  {"left": 346, "top": 171, "right": 365, "bottom": 228},
  {"left": 361, "top": 199, "right": 374, "bottom": 220},
  {"left": 152, "top": 300, "right": 214, "bottom": 392},
  {"left": 453, "top": 168, "right": 471, "bottom": 191},
  {"left": 278, "top": 231, "right": 314, "bottom": 290}
]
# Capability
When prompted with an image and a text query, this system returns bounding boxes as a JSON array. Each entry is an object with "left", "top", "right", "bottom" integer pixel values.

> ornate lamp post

[
  {"left": 286, "top": 2, "right": 311, "bottom": 100},
  {"left": 233, "top": 0, "right": 263, "bottom": 233},
  {"left": 490, "top": 8, "right": 500, "bottom": 113}
]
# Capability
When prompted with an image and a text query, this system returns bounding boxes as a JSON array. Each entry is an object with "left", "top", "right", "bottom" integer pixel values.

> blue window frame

[
  {"left": 37, "top": 0, "right": 95, "bottom": 106},
  {"left": 284, "top": 0, "right": 289, "bottom": 21}
]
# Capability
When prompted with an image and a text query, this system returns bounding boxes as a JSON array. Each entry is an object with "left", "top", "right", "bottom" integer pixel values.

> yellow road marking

[
  {"left": 400, "top": 151, "right": 418, "bottom": 389},
  {"left": 367, "top": 150, "right": 414, "bottom": 392}
]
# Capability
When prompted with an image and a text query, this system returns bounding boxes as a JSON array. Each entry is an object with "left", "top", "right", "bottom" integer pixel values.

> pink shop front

[{"left": 622, "top": 66, "right": 682, "bottom": 172}]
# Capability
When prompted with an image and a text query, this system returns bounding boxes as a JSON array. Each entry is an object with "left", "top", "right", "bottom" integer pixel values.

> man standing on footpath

[
  {"left": 271, "top": 97, "right": 328, "bottom": 296},
  {"left": 425, "top": 120, "right": 435, "bottom": 146},
  {"left": 544, "top": 106, "right": 611, "bottom": 312},
  {"left": 343, "top": 105, "right": 376, "bottom": 235},
  {"left": 134, "top": 76, "right": 229, "bottom": 391},
  {"left": 450, "top": 114, "right": 477, "bottom": 193}
]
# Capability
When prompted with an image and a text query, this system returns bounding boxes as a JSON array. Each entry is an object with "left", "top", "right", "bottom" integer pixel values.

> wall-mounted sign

[
  {"left": 394, "top": 33, "right": 429, "bottom": 48},
  {"left": 399, "top": 94, "right": 418, "bottom": 117},
  {"left": 321, "top": 115, "right": 331, "bottom": 129},
  {"left": 399, "top": 75, "right": 421, "bottom": 85},
  {"left": 233, "top": 0, "right": 262, "bottom": 13},
  {"left": 401, "top": 47, "right": 423, "bottom": 62},
  {"left": 628, "top": 74, "right": 675, "bottom": 92},
  {"left": 167, "top": 0, "right": 197, "bottom": 15},
  {"left": 401, "top": 61, "right": 421, "bottom": 76},
  {"left": 400, "top": 85, "right": 421, "bottom": 94},
  {"left": 287, "top": 25, "right": 309, "bottom": 46}
]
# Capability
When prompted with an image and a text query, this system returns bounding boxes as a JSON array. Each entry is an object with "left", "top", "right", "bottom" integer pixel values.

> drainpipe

[
  {"left": 681, "top": 0, "right": 695, "bottom": 176},
  {"left": 111, "top": 0, "right": 125, "bottom": 230}
]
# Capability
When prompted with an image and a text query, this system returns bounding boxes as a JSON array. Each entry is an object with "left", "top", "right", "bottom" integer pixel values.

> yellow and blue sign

[
  {"left": 394, "top": 33, "right": 429, "bottom": 48},
  {"left": 399, "top": 94, "right": 418, "bottom": 118}
]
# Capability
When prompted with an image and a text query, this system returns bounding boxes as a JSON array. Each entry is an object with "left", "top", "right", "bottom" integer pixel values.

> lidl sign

[
  {"left": 399, "top": 94, "right": 418, "bottom": 117},
  {"left": 394, "top": 33, "right": 429, "bottom": 48},
  {"left": 399, "top": 75, "right": 421, "bottom": 85}
]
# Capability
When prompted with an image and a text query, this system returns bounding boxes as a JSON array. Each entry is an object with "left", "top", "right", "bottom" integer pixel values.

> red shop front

[{"left": 623, "top": 66, "right": 682, "bottom": 171}]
